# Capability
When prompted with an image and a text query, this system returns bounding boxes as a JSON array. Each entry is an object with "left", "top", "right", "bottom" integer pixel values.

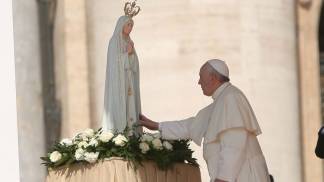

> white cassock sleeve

[
  {"left": 216, "top": 128, "right": 248, "bottom": 181},
  {"left": 159, "top": 117, "right": 195, "bottom": 140}
]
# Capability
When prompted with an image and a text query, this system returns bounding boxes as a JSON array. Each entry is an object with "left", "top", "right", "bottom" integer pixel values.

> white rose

[
  {"left": 83, "top": 128, "right": 95, "bottom": 138},
  {"left": 84, "top": 152, "right": 99, "bottom": 163},
  {"left": 49, "top": 151, "right": 62, "bottom": 163},
  {"left": 75, "top": 132, "right": 89, "bottom": 142},
  {"left": 152, "top": 132, "right": 161, "bottom": 139},
  {"left": 113, "top": 134, "right": 128, "bottom": 146},
  {"left": 75, "top": 148, "right": 85, "bottom": 161},
  {"left": 72, "top": 132, "right": 80, "bottom": 139},
  {"left": 60, "top": 138, "right": 73, "bottom": 146},
  {"left": 99, "top": 131, "right": 114, "bottom": 143},
  {"left": 78, "top": 141, "right": 88, "bottom": 148},
  {"left": 152, "top": 138, "right": 163, "bottom": 150},
  {"left": 163, "top": 141, "right": 173, "bottom": 151},
  {"left": 82, "top": 135, "right": 90, "bottom": 141},
  {"left": 140, "top": 134, "right": 154, "bottom": 142},
  {"left": 89, "top": 138, "right": 98, "bottom": 147},
  {"left": 72, "top": 139, "right": 79, "bottom": 145},
  {"left": 139, "top": 142, "right": 150, "bottom": 154}
]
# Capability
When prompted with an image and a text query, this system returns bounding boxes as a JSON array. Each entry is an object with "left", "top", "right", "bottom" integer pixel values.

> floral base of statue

[
  {"left": 42, "top": 128, "right": 201, "bottom": 182},
  {"left": 46, "top": 157, "right": 201, "bottom": 182}
]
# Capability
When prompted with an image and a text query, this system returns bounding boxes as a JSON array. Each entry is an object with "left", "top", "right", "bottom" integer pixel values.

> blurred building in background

[{"left": 12, "top": 0, "right": 324, "bottom": 181}]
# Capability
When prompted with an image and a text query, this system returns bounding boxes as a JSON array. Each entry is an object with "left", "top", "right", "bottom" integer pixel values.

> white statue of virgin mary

[{"left": 101, "top": 10, "right": 142, "bottom": 134}]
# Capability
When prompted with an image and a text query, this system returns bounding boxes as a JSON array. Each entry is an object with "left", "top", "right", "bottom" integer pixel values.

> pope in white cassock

[{"left": 139, "top": 59, "right": 271, "bottom": 182}]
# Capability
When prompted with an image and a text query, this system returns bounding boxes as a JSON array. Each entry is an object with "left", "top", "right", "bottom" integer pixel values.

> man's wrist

[{"left": 157, "top": 122, "right": 160, "bottom": 131}]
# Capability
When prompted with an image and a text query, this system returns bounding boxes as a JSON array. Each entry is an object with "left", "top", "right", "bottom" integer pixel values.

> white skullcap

[{"left": 207, "top": 59, "right": 229, "bottom": 78}]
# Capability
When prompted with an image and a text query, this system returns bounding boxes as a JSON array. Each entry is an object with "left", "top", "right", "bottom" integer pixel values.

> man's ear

[
  {"left": 212, "top": 75, "right": 221, "bottom": 85},
  {"left": 210, "top": 74, "right": 218, "bottom": 82}
]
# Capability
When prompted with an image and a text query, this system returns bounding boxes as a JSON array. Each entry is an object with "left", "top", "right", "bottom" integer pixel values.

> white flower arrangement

[{"left": 41, "top": 128, "right": 198, "bottom": 170}]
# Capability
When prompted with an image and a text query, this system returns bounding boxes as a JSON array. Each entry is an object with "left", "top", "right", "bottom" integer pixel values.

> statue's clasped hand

[{"left": 127, "top": 41, "right": 134, "bottom": 55}]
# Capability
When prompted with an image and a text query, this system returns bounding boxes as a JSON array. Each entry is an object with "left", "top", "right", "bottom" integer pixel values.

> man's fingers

[
  {"left": 139, "top": 114, "right": 147, "bottom": 121},
  {"left": 138, "top": 120, "right": 146, "bottom": 126}
]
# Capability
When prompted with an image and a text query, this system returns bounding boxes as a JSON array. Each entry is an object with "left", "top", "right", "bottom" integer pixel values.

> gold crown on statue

[{"left": 124, "top": 0, "right": 141, "bottom": 18}]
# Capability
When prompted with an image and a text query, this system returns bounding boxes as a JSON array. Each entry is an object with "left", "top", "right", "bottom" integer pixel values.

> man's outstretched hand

[{"left": 139, "top": 114, "right": 159, "bottom": 130}]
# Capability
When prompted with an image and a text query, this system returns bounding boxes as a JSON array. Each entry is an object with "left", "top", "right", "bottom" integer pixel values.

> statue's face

[{"left": 123, "top": 20, "right": 134, "bottom": 36}]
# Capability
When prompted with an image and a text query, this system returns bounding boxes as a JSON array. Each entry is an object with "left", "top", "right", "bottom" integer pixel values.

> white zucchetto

[{"left": 207, "top": 59, "right": 229, "bottom": 78}]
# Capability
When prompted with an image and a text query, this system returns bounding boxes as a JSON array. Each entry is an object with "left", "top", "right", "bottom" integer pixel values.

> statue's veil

[{"left": 101, "top": 16, "right": 132, "bottom": 132}]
